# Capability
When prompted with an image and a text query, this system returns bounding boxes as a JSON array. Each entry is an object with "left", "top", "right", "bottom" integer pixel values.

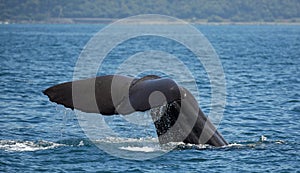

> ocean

[{"left": 0, "top": 24, "right": 299, "bottom": 172}]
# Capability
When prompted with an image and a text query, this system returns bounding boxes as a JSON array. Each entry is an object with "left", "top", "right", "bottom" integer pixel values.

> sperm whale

[{"left": 43, "top": 75, "right": 228, "bottom": 147}]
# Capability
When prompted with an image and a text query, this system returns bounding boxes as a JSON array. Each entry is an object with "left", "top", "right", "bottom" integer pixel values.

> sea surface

[{"left": 0, "top": 24, "right": 299, "bottom": 172}]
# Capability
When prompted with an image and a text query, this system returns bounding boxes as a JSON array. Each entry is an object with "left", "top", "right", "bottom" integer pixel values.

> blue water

[{"left": 0, "top": 24, "right": 299, "bottom": 172}]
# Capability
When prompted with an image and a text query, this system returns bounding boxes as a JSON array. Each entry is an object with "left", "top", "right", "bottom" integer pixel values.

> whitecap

[
  {"left": 0, "top": 140, "right": 65, "bottom": 152},
  {"left": 94, "top": 137, "right": 159, "bottom": 144},
  {"left": 260, "top": 135, "right": 267, "bottom": 142},
  {"left": 226, "top": 143, "right": 243, "bottom": 147},
  {"left": 119, "top": 146, "right": 157, "bottom": 152},
  {"left": 78, "top": 140, "right": 85, "bottom": 146}
]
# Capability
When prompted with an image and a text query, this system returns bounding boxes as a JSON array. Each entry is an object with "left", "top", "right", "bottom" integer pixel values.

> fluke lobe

[{"left": 43, "top": 75, "right": 228, "bottom": 147}]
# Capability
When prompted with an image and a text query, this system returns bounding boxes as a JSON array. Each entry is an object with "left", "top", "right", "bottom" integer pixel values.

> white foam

[
  {"left": 119, "top": 146, "right": 157, "bottom": 152},
  {"left": 78, "top": 140, "right": 85, "bottom": 146},
  {"left": 227, "top": 143, "right": 243, "bottom": 147},
  {"left": 260, "top": 135, "right": 267, "bottom": 142},
  {"left": 0, "top": 140, "right": 65, "bottom": 152},
  {"left": 94, "top": 137, "right": 159, "bottom": 144}
]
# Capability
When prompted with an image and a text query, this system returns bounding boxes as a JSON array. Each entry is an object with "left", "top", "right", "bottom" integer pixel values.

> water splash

[
  {"left": 0, "top": 140, "right": 65, "bottom": 152},
  {"left": 0, "top": 135, "right": 286, "bottom": 153},
  {"left": 119, "top": 146, "right": 158, "bottom": 152}
]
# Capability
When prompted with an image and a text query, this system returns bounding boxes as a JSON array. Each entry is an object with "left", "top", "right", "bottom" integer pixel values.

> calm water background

[{"left": 0, "top": 24, "right": 299, "bottom": 172}]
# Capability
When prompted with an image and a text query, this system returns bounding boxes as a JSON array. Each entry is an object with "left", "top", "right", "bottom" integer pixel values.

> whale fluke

[{"left": 43, "top": 75, "right": 228, "bottom": 147}]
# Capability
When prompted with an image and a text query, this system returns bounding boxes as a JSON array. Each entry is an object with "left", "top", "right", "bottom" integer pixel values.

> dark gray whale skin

[{"left": 43, "top": 75, "right": 228, "bottom": 147}]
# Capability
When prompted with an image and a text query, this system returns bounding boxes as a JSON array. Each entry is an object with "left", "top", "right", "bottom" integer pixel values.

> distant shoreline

[{"left": 1, "top": 17, "right": 300, "bottom": 25}]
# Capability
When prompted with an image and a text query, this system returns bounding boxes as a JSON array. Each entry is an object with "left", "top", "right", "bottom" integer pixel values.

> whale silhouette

[{"left": 43, "top": 75, "right": 228, "bottom": 147}]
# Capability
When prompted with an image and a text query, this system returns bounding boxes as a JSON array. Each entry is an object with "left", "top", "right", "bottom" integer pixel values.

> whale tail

[
  {"left": 151, "top": 89, "right": 227, "bottom": 146},
  {"left": 43, "top": 82, "right": 74, "bottom": 110},
  {"left": 43, "top": 75, "right": 228, "bottom": 146}
]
